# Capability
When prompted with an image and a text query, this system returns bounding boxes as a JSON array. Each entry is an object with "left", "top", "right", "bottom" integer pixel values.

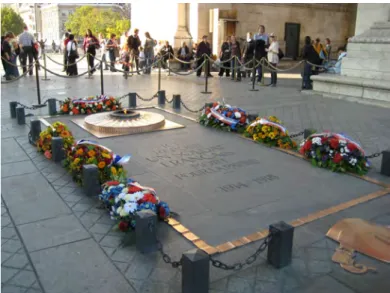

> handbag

[
  {"left": 278, "top": 48, "right": 284, "bottom": 60},
  {"left": 69, "top": 42, "right": 79, "bottom": 59},
  {"left": 114, "top": 47, "right": 120, "bottom": 58}
]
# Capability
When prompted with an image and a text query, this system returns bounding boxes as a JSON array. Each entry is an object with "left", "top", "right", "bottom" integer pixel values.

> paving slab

[
  {"left": 1, "top": 172, "right": 71, "bottom": 225},
  {"left": 29, "top": 238, "right": 136, "bottom": 293},
  {"left": 1, "top": 161, "right": 37, "bottom": 178},
  {"left": 1, "top": 138, "right": 29, "bottom": 164}
]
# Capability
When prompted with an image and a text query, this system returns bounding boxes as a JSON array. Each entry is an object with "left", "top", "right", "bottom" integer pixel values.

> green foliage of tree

[
  {"left": 65, "top": 6, "right": 130, "bottom": 38},
  {"left": 1, "top": 7, "right": 25, "bottom": 36}
]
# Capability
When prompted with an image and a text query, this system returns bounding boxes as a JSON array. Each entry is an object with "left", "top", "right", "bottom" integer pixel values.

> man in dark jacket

[
  {"left": 177, "top": 41, "right": 191, "bottom": 70},
  {"left": 159, "top": 41, "right": 174, "bottom": 69},
  {"left": 241, "top": 32, "right": 256, "bottom": 78},
  {"left": 302, "top": 36, "right": 321, "bottom": 90},
  {"left": 254, "top": 38, "right": 266, "bottom": 82},
  {"left": 127, "top": 28, "right": 141, "bottom": 74},
  {"left": 196, "top": 35, "right": 213, "bottom": 77}
]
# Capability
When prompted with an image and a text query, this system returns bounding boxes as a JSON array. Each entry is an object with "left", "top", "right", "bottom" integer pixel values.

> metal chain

[
  {"left": 136, "top": 93, "right": 158, "bottom": 102},
  {"left": 365, "top": 151, "right": 384, "bottom": 159},
  {"left": 165, "top": 97, "right": 173, "bottom": 103},
  {"left": 15, "top": 99, "right": 49, "bottom": 110},
  {"left": 148, "top": 222, "right": 182, "bottom": 268},
  {"left": 289, "top": 131, "right": 305, "bottom": 138},
  {"left": 180, "top": 101, "right": 205, "bottom": 113},
  {"left": 209, "top": 233, "right": 272, "bottom": 271}
]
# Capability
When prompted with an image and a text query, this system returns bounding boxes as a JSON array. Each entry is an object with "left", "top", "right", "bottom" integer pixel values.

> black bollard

[
  {"left": 10, "top": 101, "right": 18, "bottom": 118},
  {"left": 35, "top": 62, "right": 41, "bottom": 105},
  {"left": 172, "top": 94, "right": 181, "bottom": 109},
  {"left": 135, "top": 210, "right": 158, "bottom": 254},
  {"left": 158, "top": 90, "right": 166, "bottom": 105},
  {"left": 201, "top": 56, "right": 211, "bottom": 94},
  {"left": 304, "top": 129, "right": 315, "bottom": 139},
  {"left": 249, "top": 56, "right": 259, "bottom": 92},
  {"left": 48, "top": 98, "right": 57, "bottom": 116},
  {"left": 182, "top": 249, "right": 209, "bottom": 293},
  {"left": 51, "top": 137, "right": 65, "bottom": 162},
  {"left": 30, "top": 120, "right": 41, "bottom": 144},
  {"left": 16, "top": 107, "right": 26, "bottom": 125},
  {"left": 128, "top": 93, "right": 137, "bottom": 108},
  {"left": 82, "top": 164, "right": 100, "bottom": 197},
  {"left": 267, "top": 221, "right": 294, "bottom": 269},
  {"left": 100, "top": 61, "right": 104, "bottom": 95},
  {"left": 380, "top": 150, "right": 390, "bottom": 177}
]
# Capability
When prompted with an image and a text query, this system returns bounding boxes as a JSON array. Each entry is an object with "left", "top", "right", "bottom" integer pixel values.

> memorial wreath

[
  {"left": 244, "top": 116, "right": 297, "bottom": 150},
  {"left": 199, "top": 101, "right": 248, "bottom": 132},
  {"left": 299, "top": 132, "right": 369, "bottom": 175},
  {"left": 59, "top": 95, "right": 121, "bottom": 115}
]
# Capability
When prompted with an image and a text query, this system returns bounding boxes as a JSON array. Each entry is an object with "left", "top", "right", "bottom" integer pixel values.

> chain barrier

[
  {"left": 15, "top": 99, "right": 49, "bottom": 110},
  {"left": 45, "top": 54, "right": 86, "bottom": 66},
  {"left": 165, "top": 97, "right": 173, "bottom": 103},
  {"left": 210, "top": 233, "right": 272, "bottom": 271},
  {"left": 39, "top": 63, "right": 99, "bottom": 78},
  {"left": 117, "top": 93, "right": 130, "bottom": 100},
  {"left": 365, "top": 151, "right": 384, "bottom": 159},
  {"left": 1, "top": 64, "right": 37, "bottom": 84},
  {"left": 180, "top": 101, "right": 206, "bottom": 113},
  {"left": 135, "top": 92, "right": 158, "bottom": 102},
  {"left": 289, "top": 131, "right": 305, "bottom": 138},
  {"left": 166, "top": 60, "right": 206, "bottom": 76}
]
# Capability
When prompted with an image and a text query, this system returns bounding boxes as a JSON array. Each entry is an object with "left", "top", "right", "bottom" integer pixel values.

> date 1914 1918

[{"left": 216, "top": 174, "right": 280, "bottom": 193}]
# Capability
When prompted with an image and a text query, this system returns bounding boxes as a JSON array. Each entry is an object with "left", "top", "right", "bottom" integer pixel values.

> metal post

[
  {"left": 51, "top": 137, "right": 65, "bottom": 162},
  {"left": 48, "top": 98, "right": 57, "bottom": 116},
  {"left": 158, "top": 58, "right": 162, "bottom": 92},
  {"left": 100, "top": 61, "right": 104, "bottom": 95},
  {"left": 16, "top": 107, "right": 26, "bottom": 125},
  {"left": 30, "top": 120, "right": 41, "bottom": 144},
  {"left": 380, "top": 150, "right": 390, "bottom": 177},
  {"left": 182, "top": 249, "right": 210, "bottom": 293},
  {"left": 172, "top": 94, "right": 181, "bottom": 110},
  {"left": 10, "top": 101, "right": 18, "bottom": 118},
  {"left": 267, "top": 221, "right": 294, "bottom": 269},
  {"left": 129, "top": 93, "right": 137, "bottom": 108},
  {"left": 82, "top": 164, "right": 100, "bottom": 196},
  {"left": 201, "top": 56, "right": 211, "bottom": 94},
  {"left": 35, "top": 62, "right": 41, "bottom": 105},
  {"left": 41, "top": 53, "right": 50, "bottom": 81},
  {"left": 249, "top": 56, "right": 259, "bottom": 92},
  {"left": 135, "top": 210, "right": 158, "bottom": 254},
  {"left": 158, "top": 90, "right": 166, "bottom": 105}
]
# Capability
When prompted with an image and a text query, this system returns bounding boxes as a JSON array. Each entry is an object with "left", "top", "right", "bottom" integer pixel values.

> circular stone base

[{"left": 84, "top": 111, "right": 165, "bottom": 134}]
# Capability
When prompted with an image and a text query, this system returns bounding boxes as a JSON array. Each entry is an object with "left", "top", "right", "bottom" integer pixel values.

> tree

[
  {"left": 65, "top": 6, "right": 130, "bottom": 38},
  {"left": 1, "top": 7, "right": 25, "bottom": 36}
]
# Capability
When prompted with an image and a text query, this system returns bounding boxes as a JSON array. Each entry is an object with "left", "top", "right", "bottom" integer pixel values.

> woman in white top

[
  {"left": 266, "top": 33, "right": 279, "bottom": 87},
  {"left": 66, "top": 34, "right": 78, "bottom": 76}
]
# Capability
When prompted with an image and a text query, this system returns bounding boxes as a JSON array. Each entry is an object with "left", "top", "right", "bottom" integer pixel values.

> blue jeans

[
  {"left": 302, "top": 63, "right": 313, "bottom": 89},
  {"left": 144, "top": 51, "right": 154, "bottom": 74},
  {"left": 256, "top": 64, "right": 263, "bottom": 82}
]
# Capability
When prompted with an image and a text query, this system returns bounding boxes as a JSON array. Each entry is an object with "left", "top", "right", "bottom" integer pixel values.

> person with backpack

[
  {"left": 66, "top": 34, "right": 79, "bottom": 76},
  {"left": 83, "top": 29, "right": 100, "bottom": 75}
]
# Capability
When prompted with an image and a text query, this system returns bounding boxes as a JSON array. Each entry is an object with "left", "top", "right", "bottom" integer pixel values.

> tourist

[
  {"left": 120, "top": 43, "right": 131, "bottom": 77},
  {"left": 325, "top": 38, "right": 332, "bottom": 61},
  {"left": 326, "top": 46, "right": 347, "bottom": 74},
  {"left": 241, "top": 32, "right": 255, "bottom": 79},
  {"left": 139, "top": 46, "right": 146, "bottom": 70},
  {"left": 32, "top": 40, "right": 40, "bottom": 70},
  {"left": 18, "top": 25, "right": 35, "bottom": 76},
  {"left": 83, "top": 29, "right": 100, "bottom": 75},
  {"left": 98, "top": 33, "right": 109, "bottom": 70},
  {"left": 120, "top": 31, "right": 128, "bottom": 49},
  {"left": 177, "top": 41, "right": 191, "bottom": 70},
  {"left": 143, "top": 32, "right": 156, "bottom": 74},
  {"left": 218, "top": 36, "right": 231, "bottom": 77},
  {"left": 39, "top": 39, "right": 46, "bottom": 55},
  {"left": 159, "top": 41, "right": 174, "bottom": 69},
  {"left": 127, "top": 28, "right": 141, "bottom": 75},
  {"left": 66, "top": 34, "right": 78, "bottom": 76},
  {"left": 313, "top": 38, "right": 327, "bottom": 63},
  {"left": 2, "top": 32, "right": 20, "bottom": 80},
  {"left": 1, "top": 36, "right": 6, "bottom": 76},
  {"left": 62, "top": 32, "right": 70, "bottom": 72},
  {"left": 230, "top": 35, "right": 241, "bottom": 81},
  {"left": 301, "top": 36, "right": 320, "bottom": 90},
  {"left": 196, "top": 35, "right": 212, "bottom": 77},
  {"left": 254, "top": 25, "right": 269, "bottom": 83},
  {"left": 266, "top": 33, "right": 279, "bottom": 87},
  {"left": 106, "top": 33, "right": 118, "bottom": 72},
  {"left": 51, "top": 40, "right": 56, "bottom": 53}
]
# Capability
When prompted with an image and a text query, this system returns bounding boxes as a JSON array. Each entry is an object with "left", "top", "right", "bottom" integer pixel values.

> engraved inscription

[{"left": 216, "top": 174, "right": 280, "bottom": 193}]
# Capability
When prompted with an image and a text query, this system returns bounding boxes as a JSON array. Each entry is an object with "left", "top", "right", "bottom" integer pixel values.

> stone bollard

[
  {"left": 82, "top": 164, "right": 100, "bottom": 197},
  {"left": 10, "top": 101, "right": 18, "bottom": 118},
  {"left": 267, "top": 221, "right": 294, "bottom": 269},
  {"left": 51, "top": 137, "right": 65, "bottom": 162},
  {"left": 129, "top": 93, "right": 137, "bottom": 108},
  {"left": 172, "top": 94, "right": 181, "bottom": 110},
  {"left": 16, "top": 107, "right": 26, "bottom": 125},
  {"left": 182, "top": 249, "right": 210, "bottom": 293},
  {"left": 158, "top": 90, "right": 166, "bottom": 105},
  {"left": 135, "top": 210, "right": 158, "bottom": 254},
  {"left": 380, "top": 150, "right": 390, "bottom": 177},
  {"left": 30, "top": 120, "right": 41, "bottom": 144},
  {"left": 303, "top": 129, "right": 315, "bottom": 139},
  {"left": 48, "top": 98, "right": 57, "bottom": 116}
]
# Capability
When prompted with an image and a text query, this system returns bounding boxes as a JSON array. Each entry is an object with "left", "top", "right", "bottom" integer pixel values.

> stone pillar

[
  {"left": 174, "top": 3, "right": 193, "bottom": 49},
  {"left": 354, "top": 4, "right": 390, "bottom": 35}
]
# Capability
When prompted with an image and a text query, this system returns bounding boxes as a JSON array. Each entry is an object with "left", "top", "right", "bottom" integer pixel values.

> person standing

[
  {"left": 127, "top": 28, "right": 141, "bottom": 75},
  {"left": 313, "top": 38, "right": 327, "bottom": 64},
  {"left": 106, "top": 34, "right": 118, "bottom": 72},
  {"left": 230, "top": 35, "right": 241, "bottom": 81},
  {"left": 98, "top": 33, "right": 109, "bottom": 70},
  {"left": 83, "top": 29, "right": 100, "bottom": 74},
  {"left": 196, "top": 35, "right": 213, "bottom": 77},
  {"left": 325, "top": 38, "right": 332, "bottom": 62},
  {"left": 302, "top": 36, "right": 321, "bottom": 90},
  {"left": 241, "top": 32, "right": 255, "bottom": 79},
  {"left": 18, "top": 25, "right": 35, "bottom": 76},
  {"left": 39, "top": 39, "right": 46, "bottom": 55},
  {"left": 218, "top": 36, "right": 231, "bottom": 77},
  {"left": 254, "top": 25, "right": 269, "bottom": 83},
  {"left": 143, "top": 32, "right": 156, "bottom": 74},
  {"left": 120, "top": 43, "right": 131, "bottom": 77},
  {"left": 62, "top": 32, "right": 70, "bottom": 72},
  {"left": 177, "top": 41, "right": 191, "bottom": 70},
  {"left": 2, "top": 32, "right": 18, "bottom": 80},
  {"left": 51, "top": 40, "right": 56, "bottom": 53},
  {"left": 66, "top": 34, "right": 78, "bottom": 76},
  {"left": 266, "top": 33, "right": 279, "bottom": 87},
  {"left": 159, "top": 41, "right": 174, "bottom": 69}
]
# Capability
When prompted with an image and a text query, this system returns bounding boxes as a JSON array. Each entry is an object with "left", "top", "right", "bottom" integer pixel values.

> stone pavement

[{"left": 1, "top": 54, "right": 390, "bottom": 293}]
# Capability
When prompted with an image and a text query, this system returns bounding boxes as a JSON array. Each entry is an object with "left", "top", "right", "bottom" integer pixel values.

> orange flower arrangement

[
  {"left": 59, "top": 95, "right": 121, "bottom": 115},
  {"left": 37, "top": 122, "right": 75, "bottom": 158}
]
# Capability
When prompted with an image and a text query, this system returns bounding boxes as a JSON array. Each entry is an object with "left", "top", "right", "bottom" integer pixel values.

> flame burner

[{"left": 109, "top": 109, "right": 141, "bottom": 120}]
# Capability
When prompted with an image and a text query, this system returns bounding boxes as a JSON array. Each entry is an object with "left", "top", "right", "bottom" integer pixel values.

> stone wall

[{"left": 355, "top": 4, "right": 390, "bottom": 35}]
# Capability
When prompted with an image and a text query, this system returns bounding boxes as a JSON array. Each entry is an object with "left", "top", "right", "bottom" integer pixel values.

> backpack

[{"left": 68, "top": 41, "right": 79, "bottom": 59}]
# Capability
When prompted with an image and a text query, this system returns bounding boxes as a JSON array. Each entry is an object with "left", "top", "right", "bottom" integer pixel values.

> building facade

[
  {"left": 131, "top": 3, "right": 357, "bottom": 58},
  {"left": 5, "top": 3, "right": 42, "bottom": 39}
]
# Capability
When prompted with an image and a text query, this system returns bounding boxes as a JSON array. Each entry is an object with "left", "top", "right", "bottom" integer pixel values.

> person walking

[
  {"left": 106, "top": 34, "right": 118, "bottom": 72},
  {"left": 302, "top": 36, "right": 321, "bottom": 90},
  {"left": 2, "top": 32, "right": 20, "bottom": 80},
  {"left": 83, "top": 29, "right": 100, "bottom": 75},
  {"left": 18, "top": 25, "right": 35, "bottom": 76},
  {"left": 143, "top": 32, "right": 156, "bottom": 74},
  {"left": 177, "top": 41, "right": 191, "bottom": 70},
  {"left": 196, "top": 35, "right": 213, "bottom": 77},
  {"left": 266, "top": 33, "right": 279, "bottom": 87},
  {"left": 98, "top": 33, "right": 109, "bottom": 70},
  {"left": 62, "top": 32, "right": 70, "bottom": 72},
  {"left": 241, "top": 32, "right": 255, "bottom": 79},
  {"left": 66, "top": 34, "right": 78, "bottom": 76},
  {"left": 230, "top": 35, "right": 241, "bottom": 81},
  {"left": 254, "top": 25, "right": 269, "bottom": 83},
  {"left": 127, "top": 28, "right": 141, "bottom": 75},
  {"left": 218, "top": 36, "right": 231, "bottom": 77},
  {"left": 51, "top": 40, "right": 56, "bottom": 53},
  {"left": 38, "top": 39, "right": 46, "bottom": 55}
]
